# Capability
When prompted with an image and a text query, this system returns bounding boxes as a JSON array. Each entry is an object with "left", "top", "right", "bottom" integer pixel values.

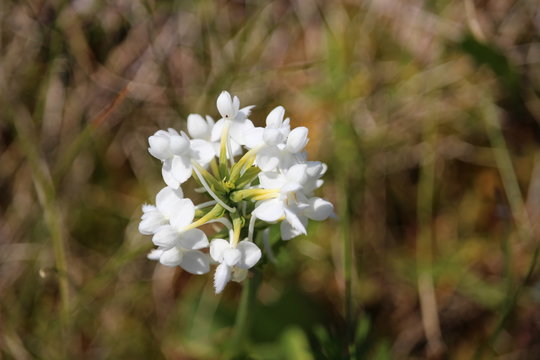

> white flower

[
  {"left": 187, "top": 113, "right": 242, "bottom": 159},
  {"left": 209, "top": 239, "right": 261, "bottom": 293},
  {"left": 138, "top": 186, "right": 184, "bottom": 235},
  {"left": 140, "top": 90, "right": 335, "bottom": 291},
  {"left": 280, "top": 196, "right": 334, "bottom": 240},
  {"left": 244, "top": 106, "right": 292, "bottom": 171},
  {"left": 302, "top": 161, "right": 327, "bottom": 195},
  {"left": 139, "top": 204, "right": 167, "bottom": 235},
  {"left": 187, "top": 114, "right": 214, "bottom": 140},
  {"left": 210, "top": 91, "right": 255, "bottom": 146},
  {"left": 276, "top": 126, "right": 309, "bottom": 169},
  {"left": 148, "top": 128, "right": 214, "bottom": 188},
  {"left": 146, "top": 246, "right": 210, "bottom": 275},
  {"left": 252, "top": 164, "right": 309, "bottom": 233},
  {"left": 253, "top": 163, "right": 334, "bottom": 239},
  {"left": 146, "top": 191, "right": 211, "bottom": 274}
]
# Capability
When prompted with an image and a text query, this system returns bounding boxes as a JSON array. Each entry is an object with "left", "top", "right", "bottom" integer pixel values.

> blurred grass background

[{"left": 1, "top": 0, "right": 540, "bottom": 359}]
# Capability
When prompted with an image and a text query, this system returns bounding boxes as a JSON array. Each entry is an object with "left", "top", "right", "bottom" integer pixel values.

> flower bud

[{"left": 286, "top": 127, "right": 309, "bottom": 153}]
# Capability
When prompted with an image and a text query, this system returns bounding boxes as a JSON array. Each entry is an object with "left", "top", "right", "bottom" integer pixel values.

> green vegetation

[{"left": 1, "top": 0, "right": 540, "bottom": 359}]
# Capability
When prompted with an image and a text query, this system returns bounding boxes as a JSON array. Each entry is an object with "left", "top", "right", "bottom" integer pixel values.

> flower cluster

[{"left": 139, "top": 91, "right": 334, "bottom": 293}]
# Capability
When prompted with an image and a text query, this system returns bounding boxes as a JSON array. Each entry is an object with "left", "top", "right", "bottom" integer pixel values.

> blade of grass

[
  {"left": 11, "top": 106, "right": 71, "bottom": 335},
  {"left": 473, "top": 99, "right": 537, "bottom": 358},
  {"left": 416, "top": 125, "right": 445, "bottom": 358}
]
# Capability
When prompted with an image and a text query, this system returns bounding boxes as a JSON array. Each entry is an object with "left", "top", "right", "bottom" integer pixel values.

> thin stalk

[
  {"left": 474, "top": 100, "right": 537, "bottom": 357},
  {"left": 262, "top": 228, "right": 276, "bottom": 263},
  {"left": 338, "top": 174, "right": 353, "bottom": 359},
  {"left": 207, "top": 217, "right": 233, "bottom": 231},
  {"left": 194, "top": 200, "right": 217, "bottom": 210},
  {"left": 416, "top": 129, "right": 444, "bottom": 357},
  {"left": 247, "top": 215, "right": 256, "bottom": 242},
  {"left": 228, "top": 270, "right": 261, "bottom": 358},
  {"left": 13, "top": 108, "right": 71, "bottom": 338}
]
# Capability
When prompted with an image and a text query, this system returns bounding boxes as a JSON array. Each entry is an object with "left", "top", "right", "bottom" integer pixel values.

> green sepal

[
  {"left": 192, "top": 162, "right": 226, "bottom": 195},
  {"left": 235, "top": 166, "right": 261, "bottom": 189}
]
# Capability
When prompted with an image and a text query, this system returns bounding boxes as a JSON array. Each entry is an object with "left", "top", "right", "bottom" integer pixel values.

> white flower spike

[{"left": 139, "top": 90, "right": 333, "bottom": 294}]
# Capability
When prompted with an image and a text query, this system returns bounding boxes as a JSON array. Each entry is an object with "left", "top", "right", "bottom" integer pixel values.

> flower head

[{"left": 139, "top": 90, "right": 333, "bottom": 293}]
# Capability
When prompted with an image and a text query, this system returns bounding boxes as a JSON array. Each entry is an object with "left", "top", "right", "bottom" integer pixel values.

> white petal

[
  {"left": 190, "top": 139, "right": 215, "bottom": 166},
  {"left": 229, "top": 119, "right": 254, "bottom": 145},
  {"left": 259, "top": 171, "right": 286, "bottom": 189},
  {"left": 214, "top": 263, "right": 231, "bottom": 294},
  {"left": 210, "top": 119, "right": 226, "bottom": 142},
  {"left": 239, "top": 105, "right": 255, "bottom": 118},
  {"left": 256, "top": 146, "right": 281, "bottom": 172},
  {"left": 142, "top": 204, "right": 155, "bottom": 213},
  {"left": 223, "top": 248, "right": 241, "bottom": 267},
  {"left": 305, "top": 161, "right": 324, "bottom": 178},
  {"left": 179, "top": 251, "right": 210, "bottom": 274},
  {"left": 286, "top": 163, "right": 308, "bottom": 186},
  {"left": 210, "top": 238, "right": 230, "bottom": 262},
  {"left": 253, "top": 199, "right": 285, "bottom": 222},
  {"left": 266, "top": 106, "right": 285, "bottom": 128},
  {"left": 286, "top": 127, "right": 309, "bottom": 153},
  {"left": 177, "top": 228, "right": 208, "bottom": 250},
  {"left": 243, "top": 127, "right": 264, "bottom": 149},
  {"left": 263, "top": 128, "right": 284, "bottom": 146},
  {"left": 217, "top": 91, "right": 237, "bottom": 119},
  {"left": 187, "top": 114, "right": 211, "bottom": 139},
  {"left": 169, "top": 134, "right": 190, "bottom": 155},
  {"left": 236, "top": 240, "right": 262, "bottom": 269},
  {"left": 212, "top": 140, "right": 241, "bottom": 159},
  {"left": 306, "top": 197, "right": 335, "bottom": 221},
  {"left": 147, "top": 249, "right": 163, "bottom": 260},
  {"left": 284, "top": 208, "right": 307, "bottom": 235},
  {"left": 232, "top": 96, "right": 240, "bottom": 115},
  {"left": 152, "top": 225, "right": 181, "bottom": 248},
  {"left": 161, "top": 160, "right": 181, "bottom": 189},
  {"left": 159, "top": 247, "right": 183, "bottom": 267},
  {"left": 156, "top": 186, "right": 184, "bottom": 218},
  {"left": 169, "top": 198, "right": 195, "bottom": 230},
  {"left": 229, "top": 139, "right": 242, "bottom": 156},
  {"left": 281, "top": 181, "right": 302, "bottom": 194},
  {"left": 171, "top": 155, "right": 192, "bottom": 184},
  {"left": 280, "top": 221, "right": 303, "bottom": 240},
  {"left": 139, "top": 206, "right": 166, "bottom": 235},
  {"left": 148, "top": 132, "right": 171, "bottom": 160}
]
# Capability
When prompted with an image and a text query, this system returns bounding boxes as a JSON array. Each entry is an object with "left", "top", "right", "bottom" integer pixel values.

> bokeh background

[{"left": 2, "top": 0, "right": 540, "bottom": 359}]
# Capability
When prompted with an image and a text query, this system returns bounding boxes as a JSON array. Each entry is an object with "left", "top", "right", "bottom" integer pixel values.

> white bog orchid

[
  {"left": 139, "top": 186, "right": 184, "bottom": 235},
  {"left": 140, "top": 90, "right": 333, "bottom": 294},
  {"left": 211, "top": 91, "right": 255, "bottom": 146},
  {"left": 210, "top": 239, "right": 261, "bottom": 294},
  {"left": 244, "top": 106, "right": 292, "bottom": 171},
  {"left": 148, "top": 128, "right": 214, "bottom": 188},
  {"left": 187, "top": 114, "right": 242, "bottom": 158}
]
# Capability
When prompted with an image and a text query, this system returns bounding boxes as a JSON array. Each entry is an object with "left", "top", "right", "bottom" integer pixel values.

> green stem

[
  {"left": 474, "top": 99, "right": 537, "bottom": 358},
  {"left": 228, "top": 270, "right": 261, "bottom": 358},
  {"left": 417, "top": 125, "right": 444, "bottom": 357}
]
